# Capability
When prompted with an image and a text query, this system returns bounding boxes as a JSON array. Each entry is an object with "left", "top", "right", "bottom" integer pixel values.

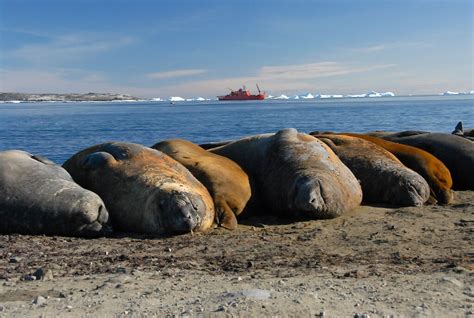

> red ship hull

[{"left": 218, "top": 94, "right": 265, "bottom": 101}]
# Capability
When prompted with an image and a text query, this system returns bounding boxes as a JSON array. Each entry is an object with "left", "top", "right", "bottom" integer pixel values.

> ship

[{"left": 217, "top": 84, "right": 266, "bottom": 101}]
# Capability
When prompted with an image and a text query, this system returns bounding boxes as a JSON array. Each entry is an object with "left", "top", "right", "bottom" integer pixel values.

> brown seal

[
  {"left": 63, "top": 142, "right": 214, "bottom": 234},
  {"left": 382, "top": 131, "right": 474, "bottom": 190},
  {"left": 210, "top": 128, "right": 362, "bottom": 219},
  {"left": 337, "top": 133, "right": 454, "bottom": 204},
  {"left": 152, "top": 139, "right": 251, "bottom": 230},
  {"left": 313, "top": 134, "right": 430, "bottom": 206}
]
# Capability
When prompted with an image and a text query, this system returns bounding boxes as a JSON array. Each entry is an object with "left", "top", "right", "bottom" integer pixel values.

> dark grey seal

[{"left": 0, "top": 150, "right": 109, "bottom": 237}]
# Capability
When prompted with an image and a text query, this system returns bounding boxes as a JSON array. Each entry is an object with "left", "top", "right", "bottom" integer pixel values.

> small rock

[
  {"left": 33, "top": 296, "right": 46, "bottom": 306},
  {"left": 354, "top": 314, "right": 370, "bottom": 318},
  {"left": 440, "top": 277, "right": 463, "bottom": 288},
  {"left": 116, "top": 267, "right": 127, "bottom": 274},
  {"left": 316, "top": 311, "right": 325, "bottom": 317},
  {"left": 166, "top": 247, "right": 172, "bottom": 252},
  {"left": 33, "top": 268, "right": 53, "bottom": 281},
  {"left": 247, "top": 261, "right": 254, "bottom": 268},
  {"left": 58, "top": 292, "right": 67, "bottom": 298},
  {"left": 66, "top": 305, "right": 73, "bottom": 310},
  {"left": 9, "top": 257, "right": 22, "bottom": 263},
  {"left": 240, "top": 289, "right": 271, "bottom": 300}
]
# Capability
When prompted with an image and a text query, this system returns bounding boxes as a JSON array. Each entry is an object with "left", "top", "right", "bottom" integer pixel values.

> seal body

[
  {"left": 314, "top": 134, "right": 430, "bottom": 206},
  {"left": 152, "top": 139, "right": 251, "bottom": 230},
  {"left": 63, "top": 142, "right": 214, "bottom": 234},
  {"left": 339, "top": 133, "right": 454, "bottom": 204},
  {"left": 383, "top": 132, "right": 474, "bottom": 190},
  {"left": 0, "top": 150, "right": 109, "bottom": 237},
  {"left": 211, "top": 128, "right": 362, "bottom": 219}
]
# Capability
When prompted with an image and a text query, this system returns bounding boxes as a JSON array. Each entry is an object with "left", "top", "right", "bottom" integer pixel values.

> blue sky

[{"left": 0, "top": 0, "right": 472, "bottom": 98}]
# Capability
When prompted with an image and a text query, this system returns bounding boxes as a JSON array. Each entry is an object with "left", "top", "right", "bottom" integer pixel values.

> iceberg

[
  {"left": 301, "top": 93, "right": 315, "bottom": 99},
  {"left": 151, "top": 97, "right": 164, "bottom": 101},
  {"left": 442, "top": 91, "right": 460, "bottom": 96},
  {"left": 291, "top": 95, "right": 300, "bottom": 100},
  {"left": 367, "top": 91, "right": 382, "bottom": 98},
  {"left": 381, "top": 92, "right": 395, "bottom": 97},
  {"left": 267, "top": 95, "right": 274, "bottom": 99},
  {"left": 274, "top": 94, "right": 289, "bottom": 100},
  {"left": 470, "top": 90, "right": 474, "bottom": 95},
  {"left": 169, "top": 96, "right": 185, "bottom": 102},
  {"left": 195, "top": 97, "right": 206, "bottom": 101},
  {"left": 346, "top": 94, "right": 367, "bottom": 98}
]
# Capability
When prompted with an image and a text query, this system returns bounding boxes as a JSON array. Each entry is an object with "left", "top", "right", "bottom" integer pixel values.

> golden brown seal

[
  {"left": 152, "top": 139, "right": 251, "bottom": 230},
  {"left": 63, "top": 142, "right": 214, "bottom": 234}
]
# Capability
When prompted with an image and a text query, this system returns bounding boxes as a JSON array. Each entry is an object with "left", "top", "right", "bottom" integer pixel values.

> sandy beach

[{"left": 0, "top": 191, "right": 472, "bottom": 317}]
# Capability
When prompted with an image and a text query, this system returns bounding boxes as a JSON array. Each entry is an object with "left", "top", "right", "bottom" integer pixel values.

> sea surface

[{"left": 1, "top": 95, "right": 473, "bottom": 164}]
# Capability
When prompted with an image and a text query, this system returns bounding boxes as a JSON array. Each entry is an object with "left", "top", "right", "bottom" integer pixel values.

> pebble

[
  {"left": 33, "top": 296, "right": 46, "bottom": 306},
  {"left": 33, "top": 268, "right": 54, "bottom": 281},
  {"left": 227, "top": 289, "right": 271, "bottom": 300},
  {"left": 9, "top": 256, "right": 22, "bottom": 263},
  {"left": 440, "top": 276, "right": 463, "bottom": 288},
  {"left": 354, "top": 314, "right": 370, "bottom": 318}
]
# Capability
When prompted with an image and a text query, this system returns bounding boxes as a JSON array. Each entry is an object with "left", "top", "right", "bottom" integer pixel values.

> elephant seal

[
  {"left": 0, "top": 150, "right": 109, "bottom": 237},
  {"left": 313, "top": 134, "right": 430, "bottom": 206},
  {"left": 152, "top": 139, "right": 251, "bottom": 230},
  {"left": 382, "top": 132, "right": 474, "bottom": 190},
  {"left": 335, "top": 133, "right": 454, "bottom": 204},
  {"left": 210, "top": 128, "right": 362, "bottom": 219},
  {"left": 63, "top": 142, "right": 214, "bottom": 234},
  {"left": 199, "top": 140, "right": 234, "bottom": 150}
]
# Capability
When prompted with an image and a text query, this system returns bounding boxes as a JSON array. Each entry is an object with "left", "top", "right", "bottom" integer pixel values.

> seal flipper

[
  {"left": 452, "top": 121, "right": 464, "bottom": 136},
  {"left": 80, "top": 152, "right": 116, "bottom": 170},
  {"left": 215, "top": 199, "right": 238, "bottom": 230}
]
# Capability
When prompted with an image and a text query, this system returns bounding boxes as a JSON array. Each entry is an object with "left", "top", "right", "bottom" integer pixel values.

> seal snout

[
  {"left": 165, "top": 193, "right": 204, "bottom": 233},
  {"left": 292, "top": 176, "right": 325, "bottom": 215}
]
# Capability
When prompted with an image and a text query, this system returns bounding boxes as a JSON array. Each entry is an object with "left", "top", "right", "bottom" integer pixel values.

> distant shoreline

[{"left": 0, "top": 91, "right": 474, "bottom": 104}]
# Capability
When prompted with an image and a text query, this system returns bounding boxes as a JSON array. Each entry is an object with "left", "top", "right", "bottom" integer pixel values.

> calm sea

[{"left": 1, "top": 95, "right": 473, "bottom": 164}]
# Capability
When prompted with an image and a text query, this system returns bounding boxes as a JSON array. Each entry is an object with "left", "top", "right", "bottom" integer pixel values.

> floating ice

[
  {"left": 442, "top": 91, "right": 460, "bottom": 95},
  {"left": 274, "top": 94, "right": 289, "bottom": 100},
  {"left": 151, "top": 97, "right": 163, "bottom": 101},
  {"left": 169, "top": 96, "right": 185, "bottom": 102},
  {"left": 301, "top": 93, "right": 315, "bottom": 99}
]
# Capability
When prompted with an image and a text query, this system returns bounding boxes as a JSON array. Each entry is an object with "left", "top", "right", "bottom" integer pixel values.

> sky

[{"left": 0, "top": 0, "right": 472, "bottom": 98}]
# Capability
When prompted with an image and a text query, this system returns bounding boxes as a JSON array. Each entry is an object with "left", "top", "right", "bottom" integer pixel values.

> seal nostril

[{"left": 310, "top": 198, "right": 316, "bottom": 203}]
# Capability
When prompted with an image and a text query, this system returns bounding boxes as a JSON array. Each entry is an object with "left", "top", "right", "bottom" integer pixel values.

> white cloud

[
  {"left": 147, "top": 69, "right": 208, "bottom": 80},
  {"left": 3, "top": 32, "right": 134, "bottom": 64}
]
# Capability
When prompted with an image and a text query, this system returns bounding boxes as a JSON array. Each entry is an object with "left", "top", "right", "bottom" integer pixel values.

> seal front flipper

[{"left": 215, "top": 199, "right": 238, "bottom": 230}]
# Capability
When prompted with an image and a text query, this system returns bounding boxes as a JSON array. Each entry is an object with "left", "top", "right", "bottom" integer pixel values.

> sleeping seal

[
  {"left": 313, "top": 134, "right": 430, "bottom": 206},
  {"left": 0, "top": 150, "right": 109, "bottom": 237},
  {"left": 382, "top": 131, "right": 474, "bottom": 190},
  {"left": 152, "top": 139, "right": 251, "bottom": 230},
  {"left": 210, "top": 128, "right": 362, "bottom": 219},
  {"left": 63, "top": 142, "right": 214, "bottom": 234},
  {"left": 338, "top": 133, "right": 454, "bottom": 204}
]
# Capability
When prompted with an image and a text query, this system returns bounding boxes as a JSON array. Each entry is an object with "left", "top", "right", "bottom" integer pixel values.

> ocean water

[{"left": 0, "top": 95, "right": 473, "bottom": 164}]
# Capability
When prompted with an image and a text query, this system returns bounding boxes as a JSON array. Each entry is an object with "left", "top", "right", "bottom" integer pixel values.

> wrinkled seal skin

[
  {"left": 338, "top": 133, "right": 454, "bottom": 204},
  {"left": 63, "top": 142, "right": 214, "bottom": 234},
  {"left": 211, "top": 128, "right": 362, "bottom": 219},
  {"left": 0, "top": 150, "right": 109, "bottom": 237},
  {"left": 152, "top": 139, "right": 251, "bottom": 230},
  {"left": 313, "top": 134, "right": 430, "bottom": 206},
  {"left": 382, "top": 132, "right": 474, "bottom": 190}
]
